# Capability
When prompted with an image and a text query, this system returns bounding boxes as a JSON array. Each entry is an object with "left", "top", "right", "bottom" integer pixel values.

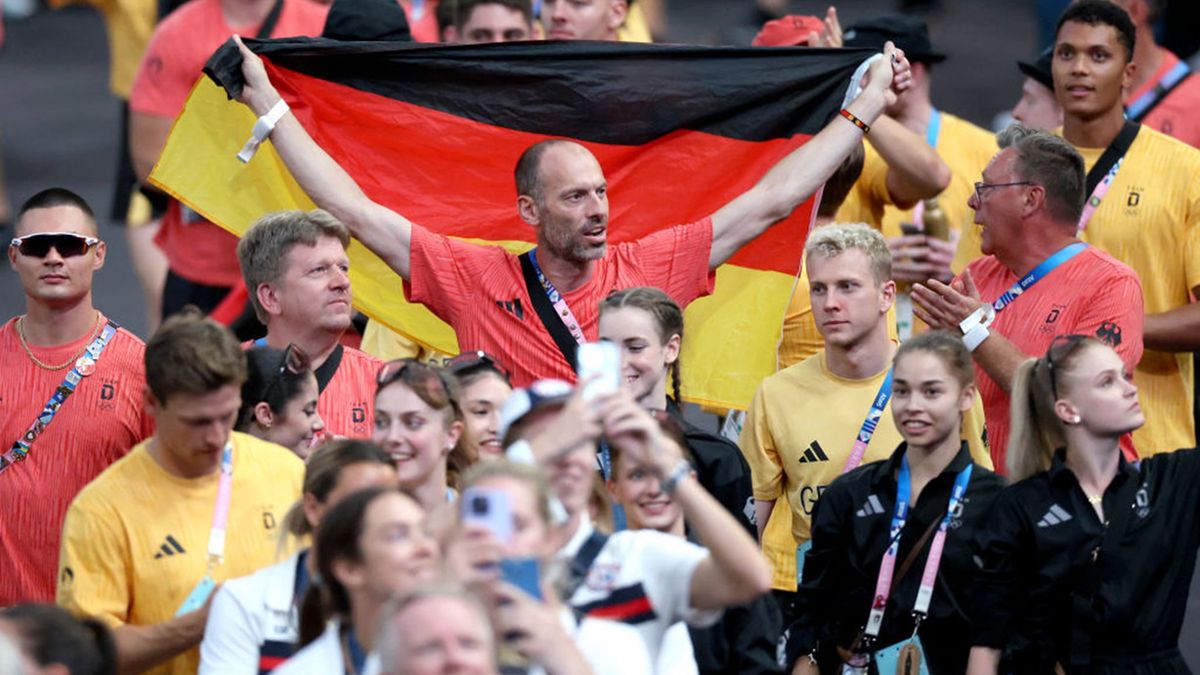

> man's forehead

[
  {"left": 539, "top": 144, "right": 604, "bottom": 185},
  {"left": 15, "top": 205, "right": 98, "bottom": 236},
  {"left": 283, "top": 235, "right": 349, "bottom": 267},
  {"left": 1056, "top": 19, "right": 1121, "bottom": 48},
  {"left": 983, "top": 148, "right": 1016, "bottom": 180}
]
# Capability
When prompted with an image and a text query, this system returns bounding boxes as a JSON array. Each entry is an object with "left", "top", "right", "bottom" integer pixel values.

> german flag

[{"left": 151, "top": 39, "right": 869, "bottom": 410}]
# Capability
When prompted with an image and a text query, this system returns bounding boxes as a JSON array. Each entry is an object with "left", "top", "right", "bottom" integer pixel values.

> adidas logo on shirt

[
  {"left": 798, "top": 440, "right": 829, "bottom": 464},
  {"left": 153, "top": 535, "right": 186, "bottom": 559},
  {"left": 856, "top": 494, "right": 886, "bottom": 518},
  {"left": 1037, "top": 504, "right": 1073, "bottom": 528}
]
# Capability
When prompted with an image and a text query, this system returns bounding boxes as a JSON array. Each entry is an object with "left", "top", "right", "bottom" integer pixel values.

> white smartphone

[
  {"left": 576, "top": 341, "right": 621, "bottom": 401},
  {"left": 461, "top": 487, "right": 513, "bottom": 544}
]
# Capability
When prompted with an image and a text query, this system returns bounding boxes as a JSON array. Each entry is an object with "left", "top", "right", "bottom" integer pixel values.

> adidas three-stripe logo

[
  {"left": 798, "top": 440, "right": 829, "bottom": 464},
  {"left": 1037, "top": 504, "right": 1073, "bottom": 528},
  {"left": 153, "top": 535, "right": 186, "bottom": 559},
  {"left": 856, "top": 494, "right": 886, "bottom": 518}
]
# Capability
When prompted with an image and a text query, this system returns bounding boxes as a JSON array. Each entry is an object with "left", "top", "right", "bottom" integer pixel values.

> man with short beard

[{"left": 232, "top": 36, "right": 913, "bottom": 386}]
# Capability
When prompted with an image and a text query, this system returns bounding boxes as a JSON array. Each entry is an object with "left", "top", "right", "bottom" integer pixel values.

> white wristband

[
  {"left": 237, "top": 99, "right": 290, "bottom": 163},
  {"left": 962, "top": 323, "right": 990, "bottom": 352},
  {"left": 958, "top": 304, "right": 995, "bottom": 334}
]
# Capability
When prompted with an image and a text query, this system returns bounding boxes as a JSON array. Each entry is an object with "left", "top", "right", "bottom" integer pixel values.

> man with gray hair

[
  {"left": 740, "top": 223, "right": 991, "bottom": 626},
  {"left": 375, "top": 584, "right": 499, "bottom": 675},
  {"left": 236, "top": 209, "right": 381, "bottom": 438},
  {"left": 912, "top": 124, "right": 1145, "bottom": 466}
]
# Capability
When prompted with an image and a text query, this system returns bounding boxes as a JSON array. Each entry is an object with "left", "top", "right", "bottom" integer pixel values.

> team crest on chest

[{"left": 584, "top": 563, "right": 620, "bottom": 592}]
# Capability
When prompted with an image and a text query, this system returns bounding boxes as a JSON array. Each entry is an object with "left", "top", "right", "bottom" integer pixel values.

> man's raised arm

[
  {"left": 233, "top": 36, "right": 415, "bottom": 278},
  {"left": 707, "top": 42, "right": 910, "bottom": 270}
]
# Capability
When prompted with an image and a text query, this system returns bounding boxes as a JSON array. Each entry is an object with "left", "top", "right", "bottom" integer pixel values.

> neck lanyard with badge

[
  {"left": 176, "top": 441, "right": 235, "bottom": 616},
  {"left": 843, "top": 454, "right": 973, "bottom": 675},
  {"left": 1076, "top": 120, "right": 1140, "bottom": 233},
  {"left": 897, "top": 110, "right": 942, "bottom": 341},
  {"left": 796, "top": 369, "right": 895, "bottom": 584},
  {"left": 1, "top": 320, "right": 118, "bottom": 475},
  {"left": 521, "top": 249, "right": 629, "bottom": 531},
  {"left": 958, "top": 242, "right": 1089, "bottom": 350}
]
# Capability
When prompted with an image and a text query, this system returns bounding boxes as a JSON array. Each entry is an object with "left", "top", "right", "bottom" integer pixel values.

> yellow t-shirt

[
  {"left": 778, "top": 145, "right": 898, "bottom": 368},
  {"left": 49, "top": 0, "right": 157, "bottom": 98},
  {"left": 57, "top": 432, "right": 304, "bottom": 675},
  {"left": 739, "top": 349, "right": 993, "bottom": 591},
  {"left": 891, "top": 112, "right": 999, "bottom": 273},
  {"left": 617, "top": 2, "right": 652, "bottom": 42},
  {"left": 1073, "top": 127, "right": 1200, "bottom": 455}
]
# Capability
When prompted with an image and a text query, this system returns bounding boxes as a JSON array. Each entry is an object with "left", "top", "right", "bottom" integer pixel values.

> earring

[{"left": 1071, "top": 416, "right": 1081, "bottom": 425}]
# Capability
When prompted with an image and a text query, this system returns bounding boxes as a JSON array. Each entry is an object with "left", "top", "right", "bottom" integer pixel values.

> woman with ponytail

[
  {"left": 969, "top": 336, "right": 1200, "bottom": 675},
  {"left": 598, "top": 287, "right": 754, "bottom": 535},
  {"left": 276, "top": 486, "right": 439, "bottom": 675},
  {"left": 199, "top": 440, "right": 397, "bottom": 675},
  {"left": 0, "top": 604, "right": 116, "bottom": 675}
]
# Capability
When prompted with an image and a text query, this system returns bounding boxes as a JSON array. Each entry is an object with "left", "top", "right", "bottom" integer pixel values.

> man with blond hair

[
  {"left": 740, "top": 223, "right": 991, "bottom": 615},
  {"left": 237, "top": 209, "right": 381, "bottom": 438}
]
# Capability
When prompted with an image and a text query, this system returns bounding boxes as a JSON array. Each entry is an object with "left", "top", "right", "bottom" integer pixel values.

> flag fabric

[{"left": 151, "top": 38, "right": 869, "bottom": 410}]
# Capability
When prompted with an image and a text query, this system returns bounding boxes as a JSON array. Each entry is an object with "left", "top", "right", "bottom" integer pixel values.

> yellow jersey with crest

[
  {"left": 57, "top": 432, "right": 304, "bottom": 675},
  {"left": 1072, "top": 126, "right": 1200, "bottom": 455},
  {"left": 740, "top": 348, "right": 992, "bottom": 591}
]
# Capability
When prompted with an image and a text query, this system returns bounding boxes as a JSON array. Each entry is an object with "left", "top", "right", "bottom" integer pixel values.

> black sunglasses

[
  {"left": 445, "top": 350, "right": 510, "bottom": 379},
  {"left": 1045, "top": 334, "right": 1088, "bottom": 400},
  {"left": 262, "top": 343, "right": 312, "bottom": 403},
  {"left": 11, "top": 232, "right": 100, "bottom": 258}
]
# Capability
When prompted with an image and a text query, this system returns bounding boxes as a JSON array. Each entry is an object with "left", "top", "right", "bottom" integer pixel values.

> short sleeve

[
  {"left": 740, "top": 384, "right": 784, "bottom": 502},
  {"left": 962, "top": 394, "right": 994, "bottom": 470},
  {"left": 1077, "top": 266, "right": 1144, "bottom": 372},
  {"left": 403, "top": 224, "right": 487, "bottom": 326},
  {"left": 128, "top": 17, "right": 196, "bottom": 118},
  {"left": 860, "top": 143, "right": 903, "bottom": 209},
  {"left": 631, "top": 531, "right": 719, "bottom": 628},
  {"left": 1183, "top": 181, "right": 1200, "bottom": 293},
  {"left": 621, "top": 219, "right": 715, "bottom": 306},
  {"left": 198, "top": 583, "right": 261, "bottom": 675},
  {"left": 57, "top": 499, "right": 131, "bottom": 627}
]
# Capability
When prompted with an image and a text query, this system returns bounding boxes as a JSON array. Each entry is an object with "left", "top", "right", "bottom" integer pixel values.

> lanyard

[
  {"left": 925, "top": 109, "right": 941, "bottom": 148},
  {"left": 206, "top": 442, "right": 236, "bottom": 572},
  {"left": 862, "top": 455, "right": 973, "bottom": 644},
  {"left": 1077, "top": 157, "right": 1125, "bottom": 233},
  {"left": 841, "top": 369, "right": 894, "bottom": 474},
  {"left": 990, "top": 242, "right": 1087, "bottom": 313},
  {"left": 2, "top": 321, "right": 118, "bottom": 475},
  {"left": 526, "top": 248, "right": 587, "bottom": 344},
  {"left": 409, "top": 0, "right": 425, "bottom": 20},
  {"left": 1126, "top": 60, "right": 1191, "bottom": 120}
]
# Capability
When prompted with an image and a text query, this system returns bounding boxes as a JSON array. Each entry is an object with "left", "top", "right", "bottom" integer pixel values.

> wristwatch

[
  {"left": 959, "top": 304, "right": 995, "bottom": 352},
  {"left": 660, "top": 459, "right": 693, "bottom": 495}
]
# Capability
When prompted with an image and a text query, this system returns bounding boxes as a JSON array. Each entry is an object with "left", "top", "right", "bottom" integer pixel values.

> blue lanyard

[
  {"left": 1127, "top": 60, "right": 1191, "bottom": 120},
  {"left": 345, "top": 625, "right": 367, "bottom": 674},
  {"left": 409, "top": 0, "right": 425, "bottom": 20},
  {"left": 925, "top": 109, "right": 941, "bottom": 148},
  {"left": 253, "top": 337, "right": 268, "bottom": 347},
  {"left": 842, "top": 368, "right": 894, "bottom": 473},
  {"left": 991, "top": 242, "right": 1087, "bottom": 313},
  {"left": 527, "top": 248, "right": 565, "bottom": 305},
  {"left": 863, "top": 453, "right": 973, "bottom": 641}
]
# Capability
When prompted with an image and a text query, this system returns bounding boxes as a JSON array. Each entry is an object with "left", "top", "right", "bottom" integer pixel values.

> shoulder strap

[
  {"left": 1085, "top": 120, "right": 1140, "bottom": 196},
  {"left": 1068, "top": 472, "right": 1141, "bottom": 666},
  {"left": 566, "top": 530, "right": 610, "bottom": 599},
  {"left": 1131, "top": 73, "right": 1192, "bottom": 121},
  {"left": 892, "top": 511, "right": 943, "bottom": 587},
  {"left": 255, "top": 0, "right": 285, "bottom": 39},
  {"left": 518, "top": 251, "right": 579, "bottom": 372},
  {"left": 313, "top": 345, "right": 343, "bottom": 394}
]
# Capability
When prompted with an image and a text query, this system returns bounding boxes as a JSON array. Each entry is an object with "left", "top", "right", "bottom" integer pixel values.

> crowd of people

[{"left": 4, "top": 0, "right": 1200, "bottom": 674}]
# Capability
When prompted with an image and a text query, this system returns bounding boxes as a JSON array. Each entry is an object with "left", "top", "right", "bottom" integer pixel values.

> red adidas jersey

[
  {"left": 319, "top": 345, "right": 380, "bottom": 439},
  {"left": 405, "top": 220, "right": 715, "bottom": 387},
  {"left": 0, "top": 315, "right": 154, "bottom": 603},
  {"left": 964, "top": 246, "right": 1144, "bottom": 470}
]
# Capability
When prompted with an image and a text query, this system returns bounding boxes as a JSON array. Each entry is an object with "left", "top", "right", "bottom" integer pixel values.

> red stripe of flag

[{"left": 269, "top": 63, "right": 813, "bottom": 277}]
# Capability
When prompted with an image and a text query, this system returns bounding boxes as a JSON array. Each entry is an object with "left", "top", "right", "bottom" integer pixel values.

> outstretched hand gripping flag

[{"left": 151, "top": 39, "right": 868, "bottom": 410}]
